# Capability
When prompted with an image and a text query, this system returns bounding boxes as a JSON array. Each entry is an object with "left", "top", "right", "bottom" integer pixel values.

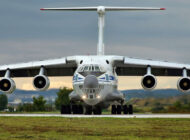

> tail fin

[{"left": 40, "top": 6, "right": 165, "bottom": 55}]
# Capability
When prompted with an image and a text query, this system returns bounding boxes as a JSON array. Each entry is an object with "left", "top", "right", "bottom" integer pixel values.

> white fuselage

[{"left": 72, "top": 55, "right": 120, "bottom": 106}]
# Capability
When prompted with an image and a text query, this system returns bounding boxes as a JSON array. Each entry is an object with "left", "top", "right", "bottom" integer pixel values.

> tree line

[
  {"left": 0, "top": 87, "right": 72, "bottom": 112},
  {"left": 1, "top": 88, "right": 190, "bottom": 113}
]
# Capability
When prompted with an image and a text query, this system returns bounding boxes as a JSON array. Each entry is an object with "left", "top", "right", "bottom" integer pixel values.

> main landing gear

[
  {"left": 61, "top": 104, "right": 84, "bottom": 114},
  {"left": 85, "top": 106, "right": 102, "bottom": 115},
  {"left": 111, "top": 104, "right": 133, "bottom": 115},
  {"left": 61, "top": 104, "right": 102, "bottom": 115}
]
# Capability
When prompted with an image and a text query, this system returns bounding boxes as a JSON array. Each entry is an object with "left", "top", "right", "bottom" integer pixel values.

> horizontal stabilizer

[
  {"left": 40, "top": 6, "right": 165, "bottom": 11},
  {"left": 40, "top": 6, "right": 165, "bottom": 56}
]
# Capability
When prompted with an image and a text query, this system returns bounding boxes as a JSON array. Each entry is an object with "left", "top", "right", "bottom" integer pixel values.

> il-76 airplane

[{"left": 0, "top": 6, "right": 189, "bottom": 115}]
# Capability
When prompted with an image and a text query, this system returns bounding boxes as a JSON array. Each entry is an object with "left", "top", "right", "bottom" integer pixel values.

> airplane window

[
  {"left": 92, "top": 66, "right": 94, "bottom": 71},
  {"left": 89, "top": 65, "right": 92, "bottom": 71},
  {"left": 79, "top": 67, "right": 84, "bottom": 72},
  {"left": 95, "top": 66, "right": 100, "bottom": 71},
  {"left": 105, "top": 74, "right": 109, "bottom": 81},
  {"left": 84, "top": 66, "right": 89, "bottom": 71},
  {"left": 76, "top": 74, "right": 78, "bottom": 80},
  {"left": 106, "top": 60, "right": 109, "bottom": 64},
  {"left": 80, "top": 60, "right": 83, "bottom": 64}
]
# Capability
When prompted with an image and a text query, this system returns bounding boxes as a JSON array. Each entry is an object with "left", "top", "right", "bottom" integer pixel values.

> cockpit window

[
  {"left": 78, "top": 65, "right": 105, "bottom": 77},
  {"left": 84, "top": 66, "right": 89, "bottom": 71},
  {"left": 94, "top": 66, "right": 100, "bottom": 71},
  {"left": 89, "top": 65, "right": 92, "bottom": 71},
  {"left": 79, "top": 65, "right": 102, "bottom": 72}
]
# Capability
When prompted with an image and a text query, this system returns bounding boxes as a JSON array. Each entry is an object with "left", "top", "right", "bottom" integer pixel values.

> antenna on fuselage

[{"left": 40, "top": 6, "right": 165, "bottom": 56}]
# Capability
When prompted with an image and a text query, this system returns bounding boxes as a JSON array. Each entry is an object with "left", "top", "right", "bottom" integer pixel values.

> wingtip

[{"left": 160, "top": 8, "right": 166, "bottom": 10}]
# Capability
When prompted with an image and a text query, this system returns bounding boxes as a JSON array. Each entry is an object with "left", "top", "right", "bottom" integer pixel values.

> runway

[{"left": 0, "top": 114, "right": 190, "bottom": 118}]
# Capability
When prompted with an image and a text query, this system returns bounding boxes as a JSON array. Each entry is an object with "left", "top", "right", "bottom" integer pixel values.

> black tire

[
  {"left": 78, "top": 105, "right": 84, "bottom": 114},
  {"left": 61, "top": 105, "right": 71, "bottom": 114},
  {"left": 66, "top": 105, "right": 71, "bottom": 114},
  {"left": 61, "top": 105, "right": 66, "bottom": 114},
  {"left": 116, "top": 105, "right": 122, "bottom": 114},
  {"left": 111, "top": 105, "right": 117, "bottom": 114},
  {"left": 123, "top": 105, "right": 128, "bottom": 114},
  {"left": 93, "top": 106, "right": 102, "bottom": 115},
  {"left": 72, "top": 105, "right": 78, "bottom": 114},
  {"left": 129, "top": 105, "right": 133, "bottom": 114},
  {"left": 85, "top": 106, "right": 92, "bottom": 115}
]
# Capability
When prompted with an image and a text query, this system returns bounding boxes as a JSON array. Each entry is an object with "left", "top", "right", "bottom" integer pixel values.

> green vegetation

[
  {"left": 33, "top": 96, "right": 46, "bottom": 111},
  {"left": 3, "top": 87, "right": 190, "bottom": 114},
  {"left": 0, "top": 94, "right": 8, "bottom": 111},
  {"left": 128, "top": 94, "right": 190, "bottom": 113},
  {"left": 3, "top": 88, "right": 72, "bottom": 113},
  {"left": 0, "top": 117, "right": 190, "bottom": 140},
  {"left": 55, "top": 87, "right": 73, "bottom": 110},
  {"left": 17, "top": 96, "right": 54, "bottom": 112}
]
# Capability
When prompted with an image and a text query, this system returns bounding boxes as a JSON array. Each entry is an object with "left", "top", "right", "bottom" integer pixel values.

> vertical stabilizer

[{"left": 40, "top": 6, "right": 165, "bottom": 55}]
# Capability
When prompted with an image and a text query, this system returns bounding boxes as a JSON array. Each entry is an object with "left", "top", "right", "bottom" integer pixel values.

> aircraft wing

[
  {"left": 114, "top": 56, "right": 190, "bottom": 76},
  {"left": 0, "top": 57, "right": 77, "bottom": 77}
]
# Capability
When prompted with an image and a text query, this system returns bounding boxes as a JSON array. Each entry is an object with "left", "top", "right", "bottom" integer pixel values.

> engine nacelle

[
  {"left": 177, "top": 77, "right": 190, "bottom": 92},
  {"left": 141, "top": 74, "right": 157, "bottom": 90},
  {"left": 33, "top": 75, "right": 50, "bottom": 91},
  {"left": 0, "top": 78, "right": 16, "bottom": 94}
]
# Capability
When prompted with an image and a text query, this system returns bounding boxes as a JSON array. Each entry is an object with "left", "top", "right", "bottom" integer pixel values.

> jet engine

[
  {"left": 141, "top": 66, "right": 157, "bottom": 90},
  {"left": 177, "top": 77, "right": 190, "bottom": 92},
  {"left": 0, "top": 78, "right": 16, "bottom": 94},
  {"left": 33, "top": 75, "right": 50, "bottom": 91},
  {"left": 141, "top": 74, "right": 157, "bottom": 90}
]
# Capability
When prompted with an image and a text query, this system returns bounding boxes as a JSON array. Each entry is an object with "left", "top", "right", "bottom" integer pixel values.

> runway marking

[{"left": 0, "top": 114, "right": 190, "bottom": 118}]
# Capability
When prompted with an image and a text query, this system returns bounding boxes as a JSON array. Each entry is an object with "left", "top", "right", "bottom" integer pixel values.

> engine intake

[
  {"left": 141, "top": 74, "right": 157, "bottom": 90},
  {"left": 177, "top": 77, "right": 190, "bottom": 92},
  {"left": 33, "top": 75, "right": 50, "bottom": 91},
  {"left": 0, "top": 78, "right": 16, "bottom": 94}
]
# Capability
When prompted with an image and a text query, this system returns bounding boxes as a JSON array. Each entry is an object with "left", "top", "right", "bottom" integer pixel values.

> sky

[{"left": 0, "top": 0, "right": 190, "bottom": 90}]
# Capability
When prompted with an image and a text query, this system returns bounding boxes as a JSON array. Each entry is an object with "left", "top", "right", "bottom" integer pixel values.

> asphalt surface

[{"left": 0, "top": 114, "right": 190, "bottom": 118}]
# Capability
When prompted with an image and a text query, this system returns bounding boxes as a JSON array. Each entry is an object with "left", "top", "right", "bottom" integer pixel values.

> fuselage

[{"left": 72, "top": 55, "right": 123, "bottom": 106}]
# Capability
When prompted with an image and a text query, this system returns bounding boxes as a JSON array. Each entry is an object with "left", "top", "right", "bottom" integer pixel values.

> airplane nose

[{"left": 84, "top": 75, "right": 98, "bottom": 88}]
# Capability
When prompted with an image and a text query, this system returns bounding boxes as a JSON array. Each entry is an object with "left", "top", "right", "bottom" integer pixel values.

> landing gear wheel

[
  {"left": 129, "top": 105, "right": 133, "bottom": 114},
  {"left": 93, "top": 106, "right": 102, "bottom": 115},
  {"left": 111, "top": 105, "right": 117, "bottom": 114},
  {"left": 116, "top": 105, "right": 122, "bottom": 114},
  {"left": 61, "top": 105, "right": 65, "bottom": 114},
  {"left": 85, "top": 106, "right": 92, "bottom": 115},
  {"left": 78, "top": 105, "right": 84, "bottom": 114},
  {"left": 72, "top": 105, "right": 79, "bottom": 114},
  {"left": 61, "top": 105, "right": 71, "bottom": 114},
  {"left": 123, "top": 105, "right": 128, "bottom": 114}
]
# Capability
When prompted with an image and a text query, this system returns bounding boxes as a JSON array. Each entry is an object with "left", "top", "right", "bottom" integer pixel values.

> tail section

[
  {"left": 40, "top": 6, "right": 165, "bottom": 55},
  {"left": 40, "top": 6, "right": 165, "bottom": 11}
]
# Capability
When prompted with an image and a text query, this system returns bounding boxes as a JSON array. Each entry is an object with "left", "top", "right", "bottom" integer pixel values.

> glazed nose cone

[{"left": 84, "top": 75, "right": 98, "bottom": 88}]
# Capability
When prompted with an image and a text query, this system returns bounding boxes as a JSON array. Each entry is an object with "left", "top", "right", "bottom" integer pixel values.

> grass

[{"left": 0, "top": 117, "right": 189, "bottom": 140}]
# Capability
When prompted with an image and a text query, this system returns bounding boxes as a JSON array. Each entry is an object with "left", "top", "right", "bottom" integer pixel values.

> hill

[
  {"left": 122, "top": 89, "right": 189, "bottom": 101},
  {"left": 0, "top": 88, "right": 189, "bottom": 104},
  {"left": 4, "top": 89, "right": 59, "bottom": 104}
]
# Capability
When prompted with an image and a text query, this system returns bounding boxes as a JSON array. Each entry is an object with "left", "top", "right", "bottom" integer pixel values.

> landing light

[
  {"left": 97, "top": 95, "right": 101, "bottom": 99},
  {"left": 82, "top": 95, "right": 87, "bottom": 100}
]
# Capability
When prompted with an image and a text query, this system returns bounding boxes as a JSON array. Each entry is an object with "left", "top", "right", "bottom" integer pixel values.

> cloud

[
  {"left": 14, "top": 77, "right": 73, "bottom": 90},
  {"left": 118, "top": 76, "right": 179, "bottom": 90},
  {"left": 13, "top": 76, "right": 179, "bottom": 91},
  {"left": 1, "top": 0, "right": 190, "bottom": 90}
]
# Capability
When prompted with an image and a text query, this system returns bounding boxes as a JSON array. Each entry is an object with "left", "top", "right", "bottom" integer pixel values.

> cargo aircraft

[{"left": 0, "top": 6, "right": 189, "bottom": 115}]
